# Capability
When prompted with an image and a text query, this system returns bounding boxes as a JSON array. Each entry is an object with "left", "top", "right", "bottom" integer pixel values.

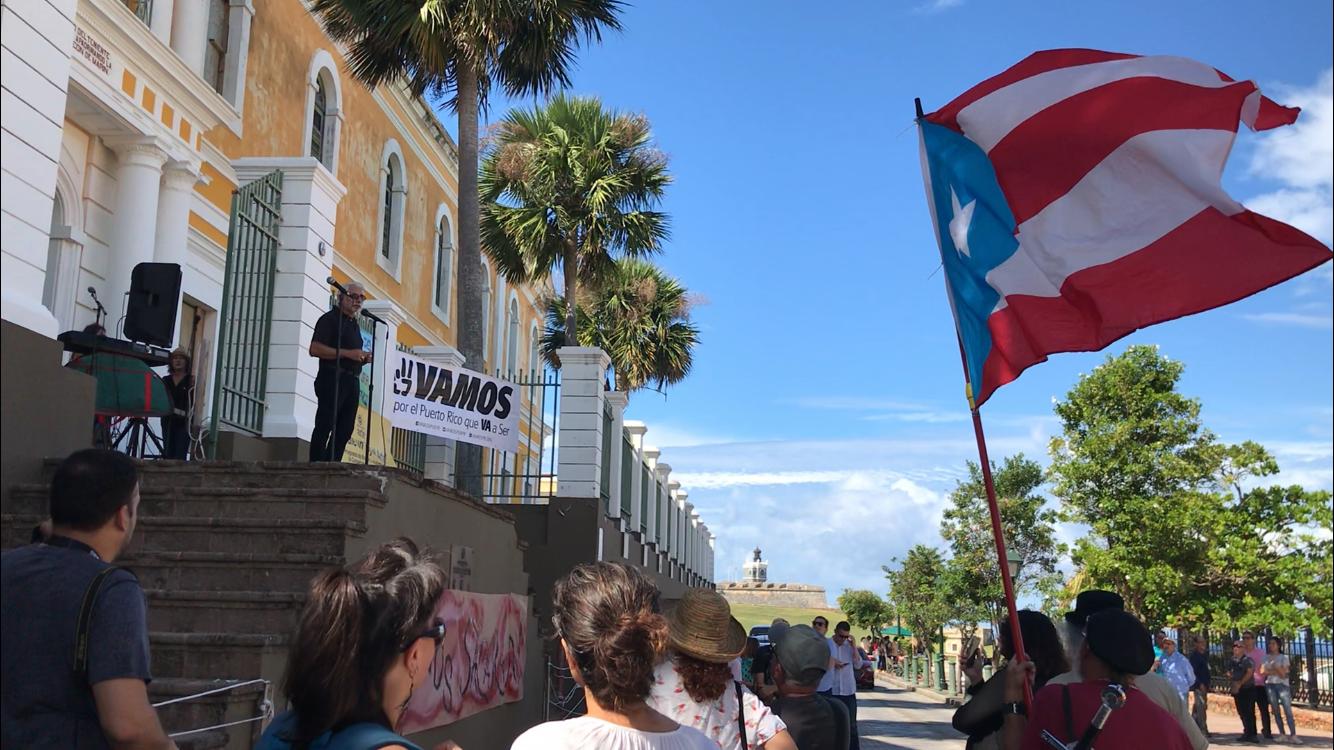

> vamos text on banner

[{"left": 389, "top": 351, "right": 521, "bottom": 453}]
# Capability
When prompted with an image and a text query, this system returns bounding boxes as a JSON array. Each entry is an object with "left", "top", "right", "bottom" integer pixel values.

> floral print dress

[{"left": 646, "top": 658, "right": 786, "bottom": 750}]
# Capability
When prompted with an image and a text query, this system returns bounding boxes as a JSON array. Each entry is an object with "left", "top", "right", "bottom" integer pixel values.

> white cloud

[
  {"left": 1241, "top": 311, "right": 1334, "bottom": 329},
  {"left": 915, "top": 0, "right": 964, "bottom": 13},
  {"left": 1246, "top": 68, "right": 1333, "bottom": 244}
]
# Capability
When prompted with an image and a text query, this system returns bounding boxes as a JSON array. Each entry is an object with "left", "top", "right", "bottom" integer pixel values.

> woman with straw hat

[{"left": 646, "top": 590, "right": 797, "bottom": 750}]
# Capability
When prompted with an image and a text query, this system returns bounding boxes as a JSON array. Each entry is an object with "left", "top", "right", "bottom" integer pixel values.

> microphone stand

[{"left": 328, "top": 290, "right": 342, "bottom": 461}]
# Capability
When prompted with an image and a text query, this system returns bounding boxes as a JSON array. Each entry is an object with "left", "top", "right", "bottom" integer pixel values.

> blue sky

[{"left": 452, "top": 0, "right": 1334, "bottom": 602}]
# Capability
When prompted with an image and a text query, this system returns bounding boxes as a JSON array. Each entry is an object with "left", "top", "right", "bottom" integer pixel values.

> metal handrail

[{"left": 153, "top": 678, "right": 273, "bottom": 740}]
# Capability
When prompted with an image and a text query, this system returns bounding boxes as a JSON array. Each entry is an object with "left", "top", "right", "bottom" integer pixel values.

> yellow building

[{"left": 1, "top": 0, "right": 550, "bottom": 495}]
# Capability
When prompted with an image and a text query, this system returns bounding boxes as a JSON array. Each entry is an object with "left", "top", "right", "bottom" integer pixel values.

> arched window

[
  {"left": 432, "top": 207, "right": 453, "bottom": 321},
  {"left": 376, "top": 141, "right": 406, "bottom": 278},
  {"left": 505, "top": 297, "right": 520, "bottom": 376},
  {"left": 309, "top": 78, "right": 327, "bottom": 160},
  {"left": 304, "top": 52, "right": 342, "bottom": 173}
]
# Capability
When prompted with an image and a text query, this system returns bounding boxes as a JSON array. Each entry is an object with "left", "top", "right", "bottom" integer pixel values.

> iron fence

[
  {"left": 208, "top": 171, "right": 281, "bottom": 455},
  {"left": 478, "top": 368, "right": 560, "bottom": 504},
  {"left": 1172, "top": 627, "right": 1334, "bottom": 710}
]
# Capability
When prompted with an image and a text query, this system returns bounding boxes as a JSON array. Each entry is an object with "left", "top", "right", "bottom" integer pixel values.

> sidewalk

[{"left": 876, "top": 671, "right": 1334, "bottom": 747}]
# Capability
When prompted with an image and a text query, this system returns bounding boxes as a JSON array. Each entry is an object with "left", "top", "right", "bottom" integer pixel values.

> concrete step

[
  {"left": 146, "top": 589, "right": 305, "bottom": 634},
  {"left": 125, "top": 551, "right": 338, "bottom": 594},
  {"left": 41, "top": 458, "right": 391, "bottom": 491},
  {"left": 151, "top": 632, "right": 289, "bottom": 681},
  {"left": 1, "top": 514, "right": 366, "bottom": 556},
  {"left": 7, "top": 484, "right": 386, "bottom": 522},
  {"left": 152, "top": 677, "right": 270, "bottom": 750}
]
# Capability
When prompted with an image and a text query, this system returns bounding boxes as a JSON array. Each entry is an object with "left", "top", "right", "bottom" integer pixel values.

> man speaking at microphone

[{"left": 308, "top": 281, "right": 370, "bottom": 462}]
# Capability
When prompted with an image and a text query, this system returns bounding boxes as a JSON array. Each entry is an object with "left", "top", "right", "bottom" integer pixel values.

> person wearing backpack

[{"left": 1, "top": 449, "right": 175, "bottom": 750}]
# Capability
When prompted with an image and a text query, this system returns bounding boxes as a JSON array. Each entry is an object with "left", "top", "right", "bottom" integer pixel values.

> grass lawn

[{"left": 727, "top": 602, "right": 876, "bottom": 641}]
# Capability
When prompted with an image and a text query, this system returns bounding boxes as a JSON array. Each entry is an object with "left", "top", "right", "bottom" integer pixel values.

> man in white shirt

[{"left": 817, "top": 620, "right": 864, "bottom": 750}]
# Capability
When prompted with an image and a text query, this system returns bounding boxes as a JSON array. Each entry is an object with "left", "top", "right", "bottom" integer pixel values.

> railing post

[
  {"left": 555, "top": 347, "right": 610, "bottom": 499},
  {"left": 1305, "top": 629, "right": 1319, "bottom": 708},
  {"left": 605, "top": 391, "right": 627, "bottom": 517},
  {"left": 415, "top": 345, "right": 467, "bottom": 484}
]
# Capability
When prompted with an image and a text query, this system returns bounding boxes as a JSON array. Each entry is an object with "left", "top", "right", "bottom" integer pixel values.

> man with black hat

[
  {"left": 1045, "top": 590, "right": 1207, "bottom": 750},
  {"left": 772, "top": 625, "right": 850, "bottom": 750},
  {"left": 1001, "top": 609, "right": 1193, "bottom": 749}
]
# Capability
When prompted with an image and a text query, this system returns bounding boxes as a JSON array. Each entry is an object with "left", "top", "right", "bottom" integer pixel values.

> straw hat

[{"left": 666, "top": 589, "right": 747, "bottom": 663}]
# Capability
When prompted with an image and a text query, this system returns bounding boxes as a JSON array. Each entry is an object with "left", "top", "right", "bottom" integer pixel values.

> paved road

[{"left": 856, "top": 681, "right": 966, "bottom": 750}]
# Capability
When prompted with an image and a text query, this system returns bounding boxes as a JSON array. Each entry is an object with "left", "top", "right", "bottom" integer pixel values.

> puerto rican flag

[{"left": 919, "top": 49, "right": 1332, "bottom": 407}]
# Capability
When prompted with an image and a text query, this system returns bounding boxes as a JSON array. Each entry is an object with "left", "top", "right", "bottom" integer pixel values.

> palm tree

[
  {"left": 481, "top": 93, "right": 671, "bottom": 341},
  {"left": 541, "top": 259, "right": 698, "bottom": 392},
  {"left": 309, "top": 0, "right": 624, "bottom": 496}
]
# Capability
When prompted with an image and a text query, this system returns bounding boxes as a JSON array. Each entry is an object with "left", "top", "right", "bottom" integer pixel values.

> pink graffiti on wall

[{"left": 399, "top": 590, "right": 528, "bottom": 733}]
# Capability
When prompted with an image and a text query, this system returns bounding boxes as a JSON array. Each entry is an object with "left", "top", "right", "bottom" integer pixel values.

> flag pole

[{"left": 916, "top": 96, "right": 1033, "bottom": 710}]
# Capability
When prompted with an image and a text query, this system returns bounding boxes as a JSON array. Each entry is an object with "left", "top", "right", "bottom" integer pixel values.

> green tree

[
  {"left": 938, "top": 454, "right": 1064, "bottom": 633},
  {"left": 837, "top": 589, "right": 893, "bottom": 633},
  {"left": 481, "top": 94, "right": 671, "bottom": 342},
  {"left": 310, "top": 0, "right": 625, "bottom": 497},
  {"left": 540, "top": 259, "right": 698, "bottom": 392},
  {"left": 884, "top": 545, "right": 950, "bottom": 654},
  {"left": 1048, "top": 344, "right": 1333, "bottom": 635}
]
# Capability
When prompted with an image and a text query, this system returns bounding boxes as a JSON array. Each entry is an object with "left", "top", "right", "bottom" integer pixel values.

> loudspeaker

[{"left": 124, "top": 262, "right": 181, "bottom": 347}]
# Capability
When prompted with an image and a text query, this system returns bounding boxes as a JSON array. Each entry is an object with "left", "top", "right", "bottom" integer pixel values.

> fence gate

[{"left": 208, "top": 171, "right": 282, "bottom": 455}]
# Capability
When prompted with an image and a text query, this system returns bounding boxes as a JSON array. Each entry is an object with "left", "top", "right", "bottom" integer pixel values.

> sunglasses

[
  {"left": 344, "top": 293, "right": 366, "bottom": 302},
  {"left": 403, "top": 618, "right": 446, "bottom": 652},
  {"left": 813, "top": 621, "right": 828, "bottom": 627}
]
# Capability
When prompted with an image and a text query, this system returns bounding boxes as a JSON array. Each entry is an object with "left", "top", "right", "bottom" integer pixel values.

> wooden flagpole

[{"left": 916, "top": 97, "right": 1033, "bottom": 709}]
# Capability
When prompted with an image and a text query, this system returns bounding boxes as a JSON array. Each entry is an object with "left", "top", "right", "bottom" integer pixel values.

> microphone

[
  {"left": 87, "top": 286, "right": 107, "bottom": 314},
  {"left": 327, "top": 276, "right": 348, "bottom": 295},
  {"left": 361, "top": 309, "right": 385, "bottom": 325}
]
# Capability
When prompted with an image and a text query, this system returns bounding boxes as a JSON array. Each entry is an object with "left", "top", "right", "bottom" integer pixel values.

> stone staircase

[{"left": 1, "top": 460, "right": 394, "bottom": 750}]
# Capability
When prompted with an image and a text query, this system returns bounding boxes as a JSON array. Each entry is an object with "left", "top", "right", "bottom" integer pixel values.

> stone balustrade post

[
  {"left": 605, "top": 391, "right": 628, "bottom": 519},
  {"left": 555, "top": 347, "right": 610, "bottom": 499},
  {"left": 414, "top": 344, "right": 466, "bottom": 485}
]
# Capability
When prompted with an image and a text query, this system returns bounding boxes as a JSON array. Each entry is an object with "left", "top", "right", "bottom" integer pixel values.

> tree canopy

[
  {"left": 837, "top": 589, "right": 895, "bottom": 633},
  {"left": 885, "top": 545, "right": 951, "bottom": 652}
]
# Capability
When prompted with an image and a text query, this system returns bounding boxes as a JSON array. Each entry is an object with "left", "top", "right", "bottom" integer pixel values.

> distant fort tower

[{"left": 720, "top": 548, "right": 828, "bottom": 609}]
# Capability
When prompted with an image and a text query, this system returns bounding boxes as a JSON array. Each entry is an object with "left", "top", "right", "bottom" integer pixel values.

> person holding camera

[{"left": 951, "top": 610, "right": 1068, "bottom": 750}]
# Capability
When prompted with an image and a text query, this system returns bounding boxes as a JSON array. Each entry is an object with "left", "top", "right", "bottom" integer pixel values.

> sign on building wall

[
  {"left": 342, "top": 325, "right": 393, "bottom": 466},
  {"left": 388, "top": 350, "right": 521, "bottom": 453},
  {"left": 399, "top": 591, "right": 528, "bottom": 733}
]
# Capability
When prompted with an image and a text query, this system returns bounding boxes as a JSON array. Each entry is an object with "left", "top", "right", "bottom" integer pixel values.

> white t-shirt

[
  {"left": 646, "top": 658, "right": 786, "bottom": 750},
  {"left": 511, "top": 716, "right": 716, "bottom": 750}
]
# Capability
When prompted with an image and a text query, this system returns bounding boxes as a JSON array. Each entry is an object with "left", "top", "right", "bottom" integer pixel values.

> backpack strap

[
  {"left": 735, "top": 680, "right": 748, "bottom": 750},
  {"left": 1062, "top": 684, "right": 1074, "bottom": 741},
  {"left": 328, "top": 722, "right": 424, "bottom": 750},
  {"left": 73, "top": 566, "right": 122, "bottom": 679}
]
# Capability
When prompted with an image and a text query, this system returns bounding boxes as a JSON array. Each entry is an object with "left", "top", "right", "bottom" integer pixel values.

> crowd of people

[{"left": 0, "top": 450, "right": 1310, "bottom": 750}]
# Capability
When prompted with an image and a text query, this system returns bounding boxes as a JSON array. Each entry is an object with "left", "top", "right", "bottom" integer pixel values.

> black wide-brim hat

[
  {"left": 1085, "top": 609, "right": 1154, "bottom": 675},
  {"left": 1064, "top": 589, "right": 1125, "bottom": 626}
]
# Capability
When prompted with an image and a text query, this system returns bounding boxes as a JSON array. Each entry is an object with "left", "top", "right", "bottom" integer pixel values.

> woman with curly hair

[
  {"left": 646, "top": 590, "right": 797, "bottom": 750},
  {"left": 512, "top": 562, "right": 714, "bottom": 749}
]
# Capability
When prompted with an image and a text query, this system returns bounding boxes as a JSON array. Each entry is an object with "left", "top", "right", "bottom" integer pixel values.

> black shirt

[
  {"left": 312, "top": 309, "right": 364, "bottom": 377},
  {"left": 773, "top": 693, "right": 849, "bottom": 750},
  {"left": 161, "top": 373, "right": 193, "bottom": 416},
  {"left": 1188, "top": 650, "right": 1211, "bottom": 689}
]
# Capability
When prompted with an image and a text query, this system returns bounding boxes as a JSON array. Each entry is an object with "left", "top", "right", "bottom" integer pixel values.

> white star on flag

[{"left": 948, "top": 186, "right": 976, "bottom": 259}]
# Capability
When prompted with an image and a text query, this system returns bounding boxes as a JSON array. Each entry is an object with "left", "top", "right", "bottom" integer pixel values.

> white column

[
  {"left": 414, "top": 344, "right": 466, "bottom": 485},
  {"left": 708, "top": 533, "right": 716, "bottom": 585},
  {"left": 153, "top": 162, "right": 201, "bottom": 345},
  {"left": 170, "top": 0, "right": 209, "bottom": 76},
  {"left": 606, "top": 391, "right": 628, "bottom": 520},
  {"left": 691, "top": 513, "right": 701, "bottom": 580},
  {"left": 680, "top": 500, "right": 693, "bottom": 571},
  {"left": 106, "top": 138, "right": 169, "bottom": 326},
  {"left": 654, "top": 461, "right": 672, "bottom": 548},
  {"left": 232, "top": 157, "right": 346, "bottom": 444},
  {"left": 149, "top": 0, "right": 174, "bottom": 46},
  {"left": 555, "top": 346, "right": 610, "bottom": 499},
  {"left": 641, "top": 448, "right": 660, "bottom": 535},
  {"left": 625, "top": 421, "right": 647, "bottom": 528},
  {"left": 0, "top": 0, "right": 76, "bottom": 337},
  {"left": 666, "top": 479, "right": 680, "bottom": 549}
]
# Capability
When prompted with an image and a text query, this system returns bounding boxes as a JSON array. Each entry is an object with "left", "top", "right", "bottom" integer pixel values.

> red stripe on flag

[
  {"left": 976, "top": 208, "right": 1331, "bottom": 406},
  {"left": 926, "top": 49, "right": 1138, "bottom": 132},
  {"left": 989, "top": 77, "right": 1258, "bottom": 226},
  {"left": 143, "top": 373, "right": 152, "bottom": 411}
]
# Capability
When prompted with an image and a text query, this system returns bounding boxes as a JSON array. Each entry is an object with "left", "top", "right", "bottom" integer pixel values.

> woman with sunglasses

[
  {"left": 257, "top": 538, "right": 461, "bottom": 750},
  {"left": 513, "top": 562, "right": 715, "bottom": 749}
]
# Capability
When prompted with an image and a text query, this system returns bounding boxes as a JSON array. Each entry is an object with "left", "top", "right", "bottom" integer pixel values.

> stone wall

[{"left": 720, "top": 583, "right": 829, "bottom": 609}]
